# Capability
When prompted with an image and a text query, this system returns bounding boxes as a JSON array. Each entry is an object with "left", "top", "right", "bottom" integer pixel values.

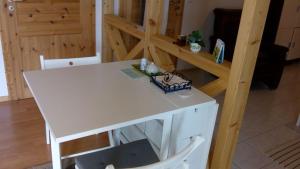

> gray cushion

[{"left": 75, "top": 139, "right": 160, "bottom": 169}]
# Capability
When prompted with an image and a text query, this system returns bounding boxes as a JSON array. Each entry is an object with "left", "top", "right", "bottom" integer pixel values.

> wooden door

[{"left": 0, "top": 0, "right": 95, "bottom": 100}]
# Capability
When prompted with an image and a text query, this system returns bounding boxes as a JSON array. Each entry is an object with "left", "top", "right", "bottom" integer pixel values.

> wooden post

[
  {"left": 102, "top": 0, "right": 114, "bottom": 62},
  {"left": 166, "top": 0, "right": 185, "bottom": 38},
  {"left": 119, "top": 0, "right": 144, "bottom": 52},
  {"left": 144, "top": 0, "right": 175, "bottom": 71},
  {"left": 144, "top": 0, "right": 164, "bottom": 60},
  {"left": 210, "top": 0, "right": 271, "bottom": 168}
]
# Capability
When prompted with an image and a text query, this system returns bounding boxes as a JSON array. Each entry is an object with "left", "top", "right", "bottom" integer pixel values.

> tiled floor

[
  {"left": 183, "top": 62, "right": 300, "bottom": 169},
  {"left": 231, "top": 63, "right": 300, "bottom": 169}
]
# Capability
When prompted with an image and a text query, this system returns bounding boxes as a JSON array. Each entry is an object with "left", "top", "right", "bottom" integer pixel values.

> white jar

[
  {"left": 146, "top": 62, "right": 159, "bottom": 74},
  {"left": 190, "top": 43, "right": 202, "bottom": 53}
]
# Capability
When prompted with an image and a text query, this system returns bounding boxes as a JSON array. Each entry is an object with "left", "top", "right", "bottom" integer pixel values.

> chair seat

[{"left": 75, "top": 139, "right": 160, "bottom": 169}]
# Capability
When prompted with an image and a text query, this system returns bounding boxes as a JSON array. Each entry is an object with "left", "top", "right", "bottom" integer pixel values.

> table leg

[
  {"left": 50, "top": 132, "right": 62, "bottom": 169},
  {"left": 108, "top": 131, "right": 115, "bottom": 146},
  {"left": 46, "top": 123, "right": 50, "bottom": 144},
  {"left": 160, "top": 115, "right": 173, "bottom": 160}
]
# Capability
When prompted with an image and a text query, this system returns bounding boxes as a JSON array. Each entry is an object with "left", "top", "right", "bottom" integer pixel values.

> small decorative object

[
  {"left": 146, "top": 62, "right": 159, "bottom": 74},
  {"left": 150, "top": 72, "right": 192, "bottom": 93},
  {"left": 187, "top": 29, "right": 205, "bottom": 53},
  {"left": 175, "top": 35, "right": 187, "bottom": 46},
  {"left": 212, "top": 39, "right": 225, "bottom": 64},
  {"left": 190, "top": 43, "right": 202, "bottom": 53},
  {"left": 140, "top": 58, "right": 148, "bottom": 71},
  {"left": 132, "top": 64, "right": 162, "bottom": 77}
]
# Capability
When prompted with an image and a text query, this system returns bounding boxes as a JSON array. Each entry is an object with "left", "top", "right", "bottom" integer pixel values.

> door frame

[{"left": 0, "top": 1, "right": 18, "bottom": 101}]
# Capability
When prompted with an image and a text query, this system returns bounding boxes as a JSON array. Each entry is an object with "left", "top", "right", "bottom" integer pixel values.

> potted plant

[{"left": 187, "top": 30, "right": 205, "bottom": 53}]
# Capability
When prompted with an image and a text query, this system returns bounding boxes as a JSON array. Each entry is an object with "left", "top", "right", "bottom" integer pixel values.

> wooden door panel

[
  {"left": 1, "top": 0, "right": 95, "bottom": 99},
  {"left": 20, "top": 34, "right": 88, "bottom": 69},
  {"left": 16, "top": 1, "right": 81, "bottom": 36}
]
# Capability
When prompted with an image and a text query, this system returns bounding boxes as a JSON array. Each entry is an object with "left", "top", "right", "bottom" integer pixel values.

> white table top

[{"left": 24, "top": 61, "right": 215, "bottom": 142}]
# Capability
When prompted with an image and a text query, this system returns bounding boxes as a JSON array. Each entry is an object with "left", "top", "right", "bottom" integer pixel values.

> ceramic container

[{"left": 190, "top": 43, "right": 202, "bottom": 53}]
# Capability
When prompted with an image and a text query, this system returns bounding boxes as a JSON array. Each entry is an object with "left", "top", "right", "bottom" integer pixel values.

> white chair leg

[
  {"left": 108, "top": 131, "right": 115, "bottom": 146},
  {"left": 297, "top": 114, "right": 300, "bottom": 127},
  {"left": 112, "top": 129, "right": 121, "bottom": 146},
  {"left": 46, "top": 123, "right": 50, "bottom": 144}
]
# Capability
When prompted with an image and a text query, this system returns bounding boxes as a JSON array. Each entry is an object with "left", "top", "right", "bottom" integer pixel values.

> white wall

[
  {"left": 178, "top": 0, "right": 244, "bottom": 69},
  {"left": 0, "top": 36, "right": 8, "bottom": 97},
  {"left": 182, "top": 0, "right": 244, "bottom": 40}
]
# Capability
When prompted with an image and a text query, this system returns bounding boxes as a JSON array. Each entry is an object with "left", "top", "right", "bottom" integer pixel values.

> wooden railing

[{"left": 103, "top": 13, "right": 231, "bottom": 96}]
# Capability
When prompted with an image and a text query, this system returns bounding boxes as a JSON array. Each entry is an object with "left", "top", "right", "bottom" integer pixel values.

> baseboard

[{"left": 0, "top": 96, "right": 9, "bottom": 102}]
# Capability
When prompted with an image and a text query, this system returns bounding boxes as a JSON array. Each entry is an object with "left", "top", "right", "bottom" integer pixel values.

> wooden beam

[
  {"left": 144, "top": 0, "right": 175, "bottom": 69},
  {"left": 166, "top": 0, "right": 186, "bottom": 65},
  {"left": 119, "top": 0, "right": 144, "bottom": 51},
  {"left": 102, "top": 0, "right": 114, "bottom": 63},
  {"left": 144, "top": 0, "right": 164, "bottom": 60},
  {"left": 104, "top": 15, "right": 145, "bottom": 40},
  {"left": 151, "top": 35, "right": 231, "bottom": 80},
  {"left": 211, "top": 0, "right": 271, "bottom": 168},
  {"left": 149, "top": 44, "right": 175, "bottom": 72},
  {"left": 105, "top": 24, "right": 128, "bottom": 61},
  {"left": 166, "top": 0, "right": 185, "bottom": 38},
  {"left": 199, "top": 79, "right": 227, "bottom": 97},
  {"left": 123, "top": 40, "right": 145, "bottom": 60}
]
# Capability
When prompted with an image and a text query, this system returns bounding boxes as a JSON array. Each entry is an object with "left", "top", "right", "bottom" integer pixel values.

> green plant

[{"left": 187, "top": 30, "right": 206, "bottom": 47}]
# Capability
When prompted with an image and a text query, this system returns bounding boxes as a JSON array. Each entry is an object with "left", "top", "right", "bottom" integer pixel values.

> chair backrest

[
  {"left": 40, "top": 53, "right": 101, "bottom": 70},
  {"left": 106, "top": 136, "right": 205, "bottom": 169}
]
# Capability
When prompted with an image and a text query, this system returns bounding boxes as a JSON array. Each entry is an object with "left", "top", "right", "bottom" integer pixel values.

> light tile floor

[
  {"left": 231, "top": 62, "right": 300, "bottom": 169},
  {"left": 182, "top": 62, "right": 300, "bottom": 169}
]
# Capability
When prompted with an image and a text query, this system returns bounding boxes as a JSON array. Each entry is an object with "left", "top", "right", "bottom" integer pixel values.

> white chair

[
  {"left": 75, "top": 136, "right": 205, "bottom": 169},
  {"left": 40, "top": 53, "right": 101, "bottom": 70},
  {"left": 40, "top": 53, "right": 112, "bottom": 145}
]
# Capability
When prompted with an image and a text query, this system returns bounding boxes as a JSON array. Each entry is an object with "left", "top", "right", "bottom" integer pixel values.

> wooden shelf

[{"left": 151, "top": 35, "right": 231, "bottom": 80}]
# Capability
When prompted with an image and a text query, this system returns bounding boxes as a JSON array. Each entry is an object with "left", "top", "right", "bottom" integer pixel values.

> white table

[{"left": 24, "top": 61, "right": 217, "bottom": 169}]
